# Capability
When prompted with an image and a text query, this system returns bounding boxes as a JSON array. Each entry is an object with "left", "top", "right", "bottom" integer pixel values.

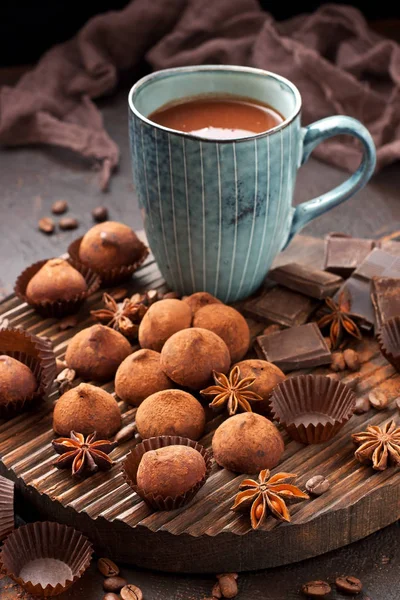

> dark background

[{"left": 1, "top": 1, "right": 400, "bottom": 67}]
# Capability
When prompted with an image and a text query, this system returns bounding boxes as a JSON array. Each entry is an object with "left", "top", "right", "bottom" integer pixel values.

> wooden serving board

[{"left": 1, "top": 234, "right": 400, "bottom": 574}]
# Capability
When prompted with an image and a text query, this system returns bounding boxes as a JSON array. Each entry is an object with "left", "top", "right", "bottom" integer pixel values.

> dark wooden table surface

[{"left": 1, "top": 82, "right": 400, "bottom": 599}]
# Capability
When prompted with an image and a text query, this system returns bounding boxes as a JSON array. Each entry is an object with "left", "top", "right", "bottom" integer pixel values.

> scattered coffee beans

[
  {"left": 120, "top": 584, "right": 143, "bottom": 600},
  {"left": 216, "top": 573, "right": 238, "bottom": 598},
  {"left": 343, "top": 348, "right": 360, "bottom": 371},
  {"left": 301, "top": 580, "right": 331, "bottom": 597},
  {"left": 97, "top": 557, "right": 120, "bottom": 577},
  {"left": 335, "top": 575, "right": 362, "bottom": 594},
  {"left": 92, "top": 206, "right": 109, "bottom": 222},
  {"left": 38, "top": 217, "right": 55, "bottom": 234},
  {"left": 369, "top": 389, "right": 388, "bottom": 410},
  {"left": 51, "top": 200, "right": 68, "bottom": 214},
  {"left": 59, "top": 217, "right": 79, "bottom": 231},
  {"left": 103, "top": 576, "right": 127, "bottom": 592},
  {"left": 305, "top": 475, "right": 330, "bottom": 496},
  {"left": 114, "top": 422, "right": 137, "bottom": 444},
  {"left": 354, "top": 397, "right": 370, "bottom": 414}
]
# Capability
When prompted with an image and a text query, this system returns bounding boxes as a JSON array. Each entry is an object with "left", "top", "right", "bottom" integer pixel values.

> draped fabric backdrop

[{"left": 0, "top": 0, "right": 399, "bottom": 189}]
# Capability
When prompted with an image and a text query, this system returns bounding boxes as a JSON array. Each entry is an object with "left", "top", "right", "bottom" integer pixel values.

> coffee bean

[
  {"left": 114, "top": 422, "right": 136, "bottom": 444},
  {"left": 103, "top": 595, "right": 120, "bottom": 600},
  {"left": 120, "top": 584, "right": 143, "bottom": 600},
  {"left": 38, "top": 217, "right": 55, "bottom": 234},
  {"left": 305, "top": 475, "right": 330, "bottom": 496},
  {"left": 323, "top": 337, "right": 332, "bottom": 351},
  {"left": 354, "top": 396, "right": 370, "bottom": 414},
  {"left": 97, "top": 557, "right": 120, "bottom": 577},
  {"left": 51, "top": 200, "right": 68, "bottom": 214},
  {"left": 335, "top": 575, "right": 362, "bottom": 594},
  {"left": 92, "top": 206, "right": 109, "bottom": 222},
  {"left": 59, "top": 217, "right": 79, "bottom": 231},
  {"left": 369, "top": 389, "right": 388, "bottom": 410},
  {"left": 301, "top": 580, "right": 331, "bottom": 597},
  {"left": 343, "top": 348, "right": 360, "bottom": 371},
  {"left": 216, "top": 573, "right": 238, "bottom": 598},
  {"left": 103, "top": 576, "right": 127, "bottom": 592}
]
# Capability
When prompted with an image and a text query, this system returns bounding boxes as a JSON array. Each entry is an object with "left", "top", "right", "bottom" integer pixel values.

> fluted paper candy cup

[
  {"left": 122, "top": 435, "right": 212, "bottom": 510},
  {"left": 0, "top": 475, "right": 14, "bottom": 540},
  {"left": 15, "top": 258, "right": 100, "bottom": 318},
  {"left": 0, "top": 327, "right": 56, "bottom": 417},
  {"left": 68, "top": 236, "right": 149, "bottom": 286},
  {"left": 377, "top": 316, "right": 400, "bottom": 372},
  {"left": 270, "top": 374, "right": 356, "bottom": 444},
  {"left": 0, "top": 521, "right": 93, "bottom": 597}
]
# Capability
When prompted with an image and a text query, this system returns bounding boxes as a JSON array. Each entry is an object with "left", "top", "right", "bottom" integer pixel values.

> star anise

[
  {"left": 200, "top": 366, "right": 262, "bottom": 416},
  {"left": 52, "top": 431, "right": 117, "bottom": 478},
  {"left": 352, "top": 420, "right": 400, "bottom": 471},
  {"left": 231, "top": 470, "right": 309, "bottom": 529},
  {"left": 91, "top": 292, "right": 148, "bottom": 339},
  {"left": 317, "top": 290, "right": 362, "bottom": 349}
]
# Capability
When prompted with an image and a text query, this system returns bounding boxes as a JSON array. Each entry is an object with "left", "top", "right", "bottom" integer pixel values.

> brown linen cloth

[{"left": 1, "top": 1, "right": 399, "bottom": 190}]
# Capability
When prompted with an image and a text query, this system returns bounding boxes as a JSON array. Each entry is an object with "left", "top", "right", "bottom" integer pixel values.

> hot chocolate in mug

[{"left": 128, "top": 65, "right": 376, "bottom": 302}]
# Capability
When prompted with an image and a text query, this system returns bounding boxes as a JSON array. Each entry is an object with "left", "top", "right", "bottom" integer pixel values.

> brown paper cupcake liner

[
  {"left": 0, "top": 521, "right": 93, "bottom": 597},
  {"left": 68, "top": 236, "right": 149, "bottom": 287},
  {"left": 269, "top": 374, "right": 356, "bottom": 444},
  {"left": 15, "top": 258, "right": 101, "bottom": 318},
  {"left": 377, "top": 316, "right": 400, "bottom": 372},
  {"left": 122, "top": 436, "right": 212, "bottom": 511},
  {"left": 0, "top": 327, "right": 57, "bottom": 418},
  {"left": 0, "top": 475, "right": 14, "bottom": 541}
]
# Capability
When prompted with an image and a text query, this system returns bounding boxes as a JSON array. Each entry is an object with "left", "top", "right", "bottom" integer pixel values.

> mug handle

[{"left": 286, "top": 116, "right": 376, "bottom": 246}]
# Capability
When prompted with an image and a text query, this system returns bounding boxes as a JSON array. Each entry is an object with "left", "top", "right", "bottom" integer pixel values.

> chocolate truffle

[
  {"left": 212, "top": 412, "right": 284, "bottom": 474},
  {"left": 136, "top": 389, "right": 205, "bottom": 440},
  {"left": 138, "top": 299, "right": 192, "bottom": 352},
  {"left": 65, "top": 324, "right": 131, "bottom": 382},
  {"left": 26, "top": 259, "right": 87, "bottom": 303},
  {"left": 53, "top": 382, "right": 121, "bottom": 438},
  {"left": 115, "top": 349, "right": 173, "bottom": 406},
  {"left": 161, "top": 327, "right": 230, "bottom": 389},
  {"left": 233, "top": 359, "right": 286, "bottom": 416},
  {"left": 136, "top": 445, "right": 206, "bottom": 498},
  {"left": 79, "top": 221, "right": 144, "bottom": 270},
  {"left": 193, "top": 304, "right": 250, "bottom": 362},
  {"left": 182, "top": 292, "right": 222, "bottom": 314},
  {"left": 0, "top": 355, "right": 37, "bottom": 405}
]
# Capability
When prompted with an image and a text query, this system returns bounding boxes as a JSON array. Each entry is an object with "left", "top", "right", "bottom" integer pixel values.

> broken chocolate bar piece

[
  {"left": 371, "top": 277, "right": 400, "bottom": 330},
  {"left": 269, "top": 262, "right": 343, "bottom": 300},
  {"left": 336, "top": 248, "right": 400, "bottom": 329},
  {"left": 324, "top": 233, "right": 376, "bottom": 278},
  {"left": 242, "top": 285, "right": 320, "bottom": 328},
  {"left": 254, "top": 322, "right": 332, "bottom": 372}
]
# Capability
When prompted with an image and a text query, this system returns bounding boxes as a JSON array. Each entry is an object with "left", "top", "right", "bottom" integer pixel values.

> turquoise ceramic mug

[{"left": 128, "top": 65, "right": 376, "bottom": 302}]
